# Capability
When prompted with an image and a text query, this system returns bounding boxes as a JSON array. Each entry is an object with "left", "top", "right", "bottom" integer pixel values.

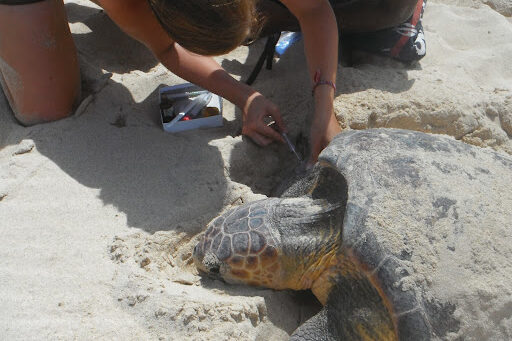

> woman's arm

[
  {"left": 97, "top": 0, "right": 284, "bottom": 145},
  {"left": 154, "top": 43, "right": 285, "bottom": 146},
  {"left": 280, "top": 0, "right": 342, "bottom": 164}
]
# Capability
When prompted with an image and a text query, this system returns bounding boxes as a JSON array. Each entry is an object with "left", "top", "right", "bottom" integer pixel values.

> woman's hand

[
  {"left": 242, "top": 92, "right": 286, "bottom": 146},
  {"left": 309, "top": 110, "right": 341, "bottom": 165},
  {"left": 280, "top": 0, "right": 340, "bottom": 165},
  {"left": 308, "top": 85, "right": 342, "bottom": 165}
]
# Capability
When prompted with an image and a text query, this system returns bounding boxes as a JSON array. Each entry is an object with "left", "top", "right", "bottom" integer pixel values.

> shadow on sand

[{"left": 0, "top": 3, "right": 228, "bottom": 234}]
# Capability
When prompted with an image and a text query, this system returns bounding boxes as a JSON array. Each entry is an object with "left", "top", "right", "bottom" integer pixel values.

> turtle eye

[
  {"left": 192, "top": 242, "right": 204, "bottom": 260},
  {"left": 209, "top": 264, "right": 220, "bottom": 274}
]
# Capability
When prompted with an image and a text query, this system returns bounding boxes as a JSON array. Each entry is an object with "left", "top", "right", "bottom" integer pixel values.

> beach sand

[{"left": 1, "top": 0, "right": 511, "bottom": 339}]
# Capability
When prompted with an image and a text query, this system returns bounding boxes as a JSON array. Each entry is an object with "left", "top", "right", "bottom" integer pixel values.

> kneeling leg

[{"left": 0, "top": 0, "right": 80, "bottom": 126}]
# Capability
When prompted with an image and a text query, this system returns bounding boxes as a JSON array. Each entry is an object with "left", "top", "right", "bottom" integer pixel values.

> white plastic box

[{"left": 159, "top": 83, "right": 223, "bottom": 133}]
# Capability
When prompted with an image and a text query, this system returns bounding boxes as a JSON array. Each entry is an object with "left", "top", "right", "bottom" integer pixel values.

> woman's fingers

[
  {"left": 242, "top": 92, "right": 288, "bottom": 146},
  {"left": 267, "top": 103, "right": 286, "bottom": 133},
  {"left": 243, "top": 120, "right": 284, "bottom": 145},
  {"left": 260, "top": 123, "right": 285, "bottom": 143},
  {"left": 249, "top": 132, "right": 273, "bottom": 146}
]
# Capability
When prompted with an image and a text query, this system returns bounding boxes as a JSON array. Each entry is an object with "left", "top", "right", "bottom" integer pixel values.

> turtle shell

[{"left": 316, "top": 129, "right": 512, "bottom": 340}]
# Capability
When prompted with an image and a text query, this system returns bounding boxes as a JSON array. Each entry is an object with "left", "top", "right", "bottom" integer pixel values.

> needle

[
  {"left": 281, "top": 132, "right": 302, "bottom": 162},
  {"left": 267, "top": 120, "right": 302, "bottom": 162}
]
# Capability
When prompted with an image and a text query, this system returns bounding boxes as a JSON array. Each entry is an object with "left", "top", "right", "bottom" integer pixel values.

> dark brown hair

[{"left": 148, "top": 0, "right": 262, "bottom": 56}]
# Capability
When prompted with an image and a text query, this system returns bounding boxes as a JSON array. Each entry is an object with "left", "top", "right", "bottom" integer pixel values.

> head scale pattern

[{"left": 193, "top": 199, "right": 281, "bottom": 286}]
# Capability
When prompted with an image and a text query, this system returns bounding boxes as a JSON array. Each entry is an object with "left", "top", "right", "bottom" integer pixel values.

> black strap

[
  {"left": 268, "top": 0, "right": 287, "bottom": 9},
  {"left": 0, "top": 0, "right": 45, "bottom": 4},
  {"left": 245, "top": 32, "right": 281, "bottom": 85}
]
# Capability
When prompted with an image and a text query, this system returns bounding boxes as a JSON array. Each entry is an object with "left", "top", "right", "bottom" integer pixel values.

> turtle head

[
  {"left": 192, "top": 241, "right": 224, "bottom": 279},
  {"left": 193, "top": 199, "right": 283, "bottom": 287},
  {"left": 193, "top": 195, "right": 345, "bottom": 291}
]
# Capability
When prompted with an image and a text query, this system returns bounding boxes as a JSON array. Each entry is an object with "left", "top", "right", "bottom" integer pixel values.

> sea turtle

[{"left": 193, "top": 129, "right": 512, "bottom": 340}]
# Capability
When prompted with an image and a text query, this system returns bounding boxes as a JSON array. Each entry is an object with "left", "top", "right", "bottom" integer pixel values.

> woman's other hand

[
  {"left": 309, "top": 108, "right": 341, "bottom": 165},
  {"left": 308, "top": 82, "right": 342, "bottom": 165}
]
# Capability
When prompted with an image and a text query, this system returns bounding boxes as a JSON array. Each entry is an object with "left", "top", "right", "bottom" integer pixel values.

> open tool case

[{"left": 159, "top": 83, "right": 223, "bottom": 133}]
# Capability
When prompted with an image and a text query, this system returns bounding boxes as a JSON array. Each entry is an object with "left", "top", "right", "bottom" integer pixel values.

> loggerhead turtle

[{"left": 193, "top": 129, "right": 512, "bottom": 340}]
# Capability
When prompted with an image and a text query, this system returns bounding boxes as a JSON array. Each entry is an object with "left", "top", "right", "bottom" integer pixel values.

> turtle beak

[
  {"left": 193, "top": 243, "right": 224, "bottom": 280},
  {"left": 192, "top": 242, "right": 206, "bottom": 271}
]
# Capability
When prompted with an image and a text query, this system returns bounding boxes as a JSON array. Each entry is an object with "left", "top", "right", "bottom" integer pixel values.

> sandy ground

[{"left": 0, "top": 0, "right": 511, "bottom": 340}]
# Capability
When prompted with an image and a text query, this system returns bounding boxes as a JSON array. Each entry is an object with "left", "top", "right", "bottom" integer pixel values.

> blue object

[{"left": 275, "top": 31, "right": 302, "bottom": 57}]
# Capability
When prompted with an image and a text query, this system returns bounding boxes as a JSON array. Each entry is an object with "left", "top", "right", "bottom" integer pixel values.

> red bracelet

[{"left": 312, "top": 70, "right": 336, "bottom": 96}]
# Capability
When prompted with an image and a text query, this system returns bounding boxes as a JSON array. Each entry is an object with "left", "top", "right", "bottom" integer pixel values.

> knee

[
  {"left": 3, "top": 78, "right": 81, "bottom": 127},
  {"left": 381, "top": 0, "right": 418, "bottom": 26},
  {"left": 9, "top": 90, "right": 81, "bottom": 126},
  {"left": 13, "top": 106, "right": 72, "bottom": 126}
]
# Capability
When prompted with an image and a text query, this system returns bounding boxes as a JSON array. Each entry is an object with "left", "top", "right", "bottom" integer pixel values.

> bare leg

[
  {"left": 332, "top": 0, "right": 418, "bottom": 33},
  {"left": 0, "top": 0, "right": 80, "bottom": 126},
  {"left": 258, "top": 0, "right": 418, "bottom": 35}
]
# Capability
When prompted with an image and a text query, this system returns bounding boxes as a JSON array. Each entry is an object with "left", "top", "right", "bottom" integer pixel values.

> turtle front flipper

[
  {"left": 290, "top": 286, "right": 397, "bottom": 341},
  {"left": 321, "top": 275, "right": 397, "bottom": 340},
  {"left": 291, "top": 280, "right": 397, "bottom": 341},
  {"left": 297, "top": 253, "right": 398, "bottom": 341}
]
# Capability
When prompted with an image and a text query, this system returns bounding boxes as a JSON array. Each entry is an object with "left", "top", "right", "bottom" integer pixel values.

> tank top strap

[{"left": 267, "top": 0, "right": 287, "bottom": 9}]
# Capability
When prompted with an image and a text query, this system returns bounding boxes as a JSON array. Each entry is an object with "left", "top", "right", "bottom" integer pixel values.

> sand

[{"left": 0, "top": 0, "right": 511, "bottom": 339}]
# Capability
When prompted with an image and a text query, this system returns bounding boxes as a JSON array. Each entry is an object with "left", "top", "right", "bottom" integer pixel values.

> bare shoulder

[
  {"left": 279, "top": 0, "right": 330, "bottom": 14},
  {"left": 96, "top": 0, "right": 143, "bottom": 11},
  {"left": 96, "top": 0, "right": 148, "bottom": 22},
  {"left": 95, "top": 0, "right": 174, "bottom": 53}
]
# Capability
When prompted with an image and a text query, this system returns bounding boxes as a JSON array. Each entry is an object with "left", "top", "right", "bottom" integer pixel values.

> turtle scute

[{"left": 192, "top": 199, "right": 280, "bottom": 284}]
